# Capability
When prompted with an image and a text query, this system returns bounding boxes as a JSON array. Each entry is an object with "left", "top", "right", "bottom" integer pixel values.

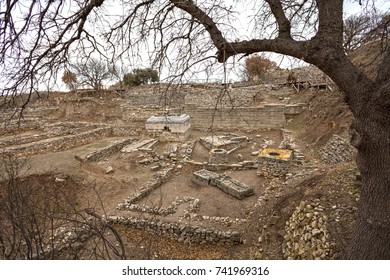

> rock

[
  {"left": 139, "top": 158, "right": 151, "bottom": 164},
  {"left": 269, "top": 215, "right": 280, "bottom": 225},
  {"left": 150, "top": 165, "right": 160, "bottom": 171},
  {"left": 55, "top": 178, "right": 66, "bottom": 183},
  {"left": 105, "top": 166, "right": 114, "bottom": 174}
]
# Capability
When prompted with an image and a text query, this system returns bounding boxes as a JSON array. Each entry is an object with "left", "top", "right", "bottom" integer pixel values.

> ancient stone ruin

[
  {"left": 200, "top": 134, "right": 248, "bottom": 153},
  {"left": 145, "top": 114, "right": 190, "bottom": 141},
  {"left": 192, "top": 169, "right": 254, "bottom": 199},
  {"left": 209, "top": 148, "right": 228, "bottom": 164},
  {"left": 257, "top": 148, "right": 293, "bottom": 178}
]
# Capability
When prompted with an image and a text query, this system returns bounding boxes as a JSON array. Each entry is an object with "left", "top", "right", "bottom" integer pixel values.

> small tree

[
  {"left": 123, "top": 68, "right": 159, "bottom": 87},
  {"left": 244, "top": 55, "right": 278, "bottom": 81},
  {"left": 71, "top": 58, "right": 113, "bottom": 91},
  {"left": 61, "top": 70, "right": 77, "bottom": 91}
]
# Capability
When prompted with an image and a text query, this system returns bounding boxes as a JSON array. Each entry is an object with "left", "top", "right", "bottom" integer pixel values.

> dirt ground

[{"left": 0, "top": 84, "right": 359, "bottom": 260}]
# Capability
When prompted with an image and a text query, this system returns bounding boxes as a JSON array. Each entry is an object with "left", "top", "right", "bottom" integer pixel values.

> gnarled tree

[{"left": 0, "top": 0, "right": 389, "bottom": 259}]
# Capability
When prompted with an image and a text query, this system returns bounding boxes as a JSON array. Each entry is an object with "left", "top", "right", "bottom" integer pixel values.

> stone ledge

[{"left": 108, "top": 216, "right": 243, "bottom": 245}]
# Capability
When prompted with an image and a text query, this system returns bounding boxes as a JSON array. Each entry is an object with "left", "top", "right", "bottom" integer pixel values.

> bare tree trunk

[{"left": 347, "top": 83, "right": 390, "bottom": 259}]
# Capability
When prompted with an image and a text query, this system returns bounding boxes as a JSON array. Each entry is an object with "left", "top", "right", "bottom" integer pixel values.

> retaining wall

[
  {"left": 185, "top": 104, "right": 286, "bottom": 129},
  {"left": 108, "top": 216, "right": 242, "bottom": 245},
  {"left": 0, "top": 127, "right": 112, "bottom": 157},
  {"left": 84, "top": 138, "right": 135, "bottom": 162}
]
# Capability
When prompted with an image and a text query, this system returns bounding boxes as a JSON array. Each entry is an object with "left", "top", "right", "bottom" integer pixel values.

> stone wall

[
  {"left": 284, "top": 104, "right": 307, "bottom": 116},
  {"left": 183, "top": 86, "right": 256, "bottom": 107},
  {"left": 84, "top": 138, "right": 135, "bottom": 162},
  {"left": 114, "top": 167, "right": 243, "bottom": 245},
  {"left": 58, "top": 98, "right": 166, "bottom": 123},
  {"left": 123, "top": 85, "right": 185, "bottom": 107},
  {"left": 107, "top": 216, "right": 242, "bottom": 245},
  {"left": 0, "top": 123, "right": 101, "bottom": 148},
  {"left": 185, "top": 104, "right": 286, "bottom": 129},
  {"left": 118, "top": 168, "right": 173, "bottom": 207},
  {"left": 0, "top": 127, "right": 112, "bottom": 157},
  {"left": 257, "top": 148, "right": 293, "bottom": 178},
  {"left": 192, "top": 169, "right": 254, "bottom": 199}
]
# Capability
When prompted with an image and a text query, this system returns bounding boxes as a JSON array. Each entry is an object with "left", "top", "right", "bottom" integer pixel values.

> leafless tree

[
  {"left": 71, "top": 58, "right": 114, "bottom": 91},
  {"left": 0, "top": 0, "right": 389, "bottom": 259},
  {"left": 343, "top": 12, "right": 389, "bottom": 52}
]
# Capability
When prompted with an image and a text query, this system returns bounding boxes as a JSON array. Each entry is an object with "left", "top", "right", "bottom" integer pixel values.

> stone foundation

[
  {"left": 108, "top": 216, "right": 242, "bottom": 245},
  {"left": 0, "top": 126, "right": 112, "bottom": 157},
  {"left": 209, "top": 149, "right": 228, "bottom": 164},
  {"left": 192, "top": 169, "right": 253, "bottom": 199},
  {"left": 257, "top": 148, "right": 292, "bottom": 178},
  {"left": 84, "top": 138, "right": 135, "bottom": 162}
]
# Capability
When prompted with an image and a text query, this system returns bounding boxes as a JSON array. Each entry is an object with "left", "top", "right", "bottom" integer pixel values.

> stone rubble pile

[
  {"left": 319, "top": 134, "right": 355, "bottom": 164},
  {"left": 283, "top": 201, "right": 332, "bottom": 260},
  {"left": 180, "top": 140, "right": 196, "bottom": 161},
  {"left": 51, "top": 225, "right": 92, "bottom": 253}
]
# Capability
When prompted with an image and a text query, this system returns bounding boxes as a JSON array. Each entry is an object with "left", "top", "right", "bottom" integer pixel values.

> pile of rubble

[
  {"left": 319, "top": 134, "right": 355, "bottom": 164},
  {"left": 283, "top": 201, "right": 332, "bottom": 260}
]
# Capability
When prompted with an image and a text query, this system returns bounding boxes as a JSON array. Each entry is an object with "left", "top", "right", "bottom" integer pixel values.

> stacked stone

[
  {"left": 84, "top": 138, "right": 135, "bottom": 162},
  {"left": 118, "top": 196, "right": 200, "bottom": 217},
  {"left": 257, "top": 157, "right": 291, "bottom": 178},
  {"left": 0, "top": 122, "right": 99, "bottom": 148},
  {"left": 209, "top": 149, "right": 228, "bottom": 164},
  {"left": 0, "top": 127, "right": 112, "bottom": 158},
  {"left": 319, "top": 134, "right": 355, "bottom": 164},
  {"left": 283, "top": 201, "right": 331, "bottom": 260},
  {"left": 180, "top": 140, "right": 196, "bottom": 161},
  {"left": 192, "top": 169, "right": 253, "bottom": 200},
  {"left": 117, "top": 168, "right": 173, "bottom": 209},
  {"left": 52, "top": 225, "right": 93, "bottom": 252},
  {"left": 215, "top": 174, "right": 254, "bottom": 199},
  {"left": 108, "top": 216, "right": 242, "bottom": 245}
]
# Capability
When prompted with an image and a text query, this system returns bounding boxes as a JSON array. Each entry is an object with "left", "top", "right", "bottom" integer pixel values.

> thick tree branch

[
  {"left": 316, "top": 0, "right": 344, "bottom": 45},
  {"left": 169, "top": 0, "right": 228, "bottom": 58},
  {"left": 265, "top": 0, "right": 292, "bottom": 39},
  {"left": 223, "top": 38, "right": 307, "bottom": 61}
]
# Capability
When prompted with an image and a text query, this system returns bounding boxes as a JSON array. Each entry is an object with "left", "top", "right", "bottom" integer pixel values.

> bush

[{"left": 123, "top": 68, "right": 159, "bottom": 86}]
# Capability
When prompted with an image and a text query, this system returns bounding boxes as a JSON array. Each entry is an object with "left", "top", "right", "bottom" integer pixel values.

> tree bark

[{"left": 346, "top": 82, "right": 390, "bottom": 259}]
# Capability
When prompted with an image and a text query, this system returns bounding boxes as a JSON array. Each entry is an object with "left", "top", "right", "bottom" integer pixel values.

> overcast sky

[{"left": 1, "top": 0, "right": 389, "bottom": 91}]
